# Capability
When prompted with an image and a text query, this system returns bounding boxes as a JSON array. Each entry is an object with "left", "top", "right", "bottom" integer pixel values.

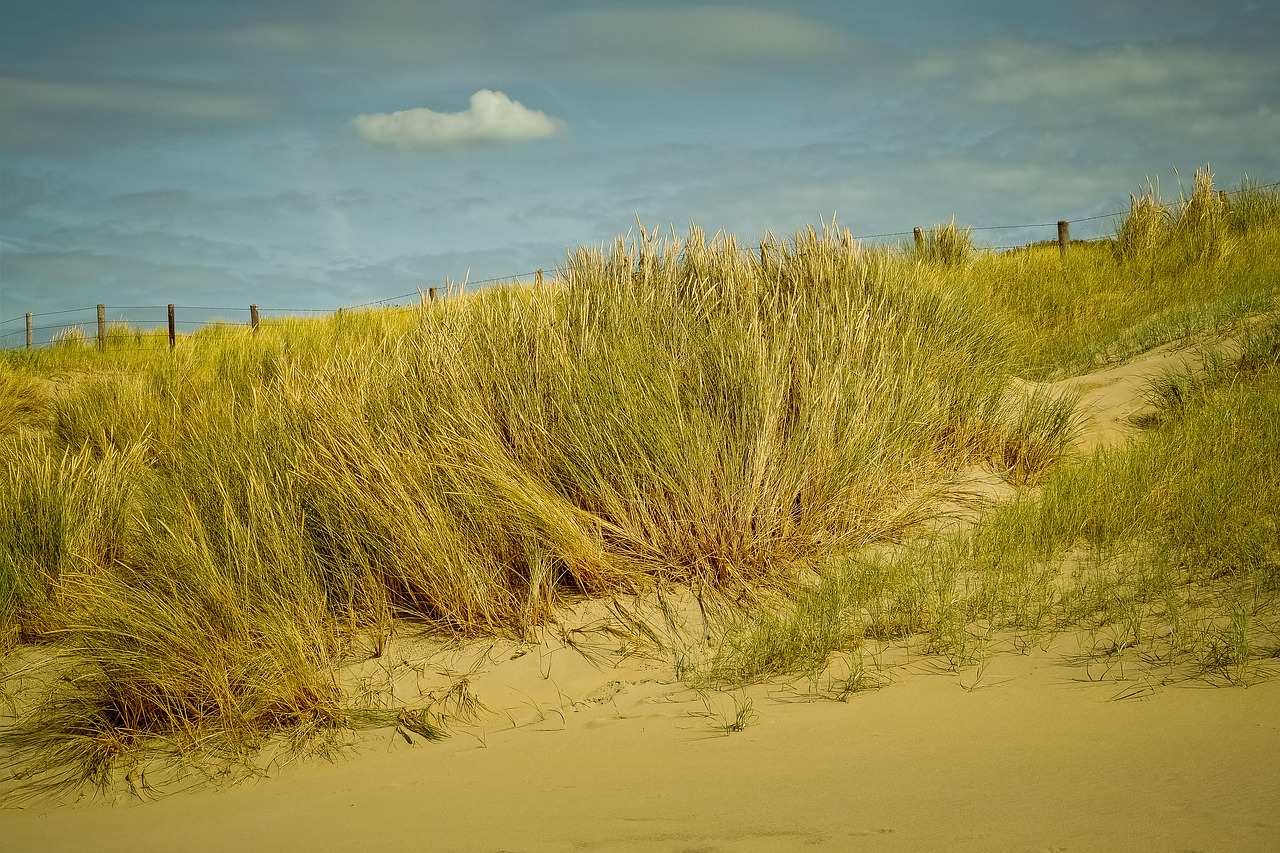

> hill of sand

[{"left": 2, "top": 333, "right": 1278, "bottom": 852}]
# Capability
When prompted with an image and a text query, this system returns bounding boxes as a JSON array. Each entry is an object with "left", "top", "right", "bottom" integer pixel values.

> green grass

[
  {"left": 1, "top": 167, "right": 1278, "bottom": 792},
  {"left": 958, "top": 171, "right": 1280, "bottom": 377},
  {"left": 706, "top": 312, "right": 1280, "bottom": 691}
]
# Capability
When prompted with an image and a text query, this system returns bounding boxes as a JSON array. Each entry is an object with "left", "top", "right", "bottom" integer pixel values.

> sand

[
  {"left": 3, "top": 634, "right": 1277, "bottom": 852},
  {"left": 2, "top": 329, "right": 1278, "bottom": 852}
]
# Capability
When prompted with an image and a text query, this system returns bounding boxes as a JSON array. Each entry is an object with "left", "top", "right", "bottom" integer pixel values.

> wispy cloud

[
  {"left": 534, "top": 6, "right": 845, "bottom": 64},
  {"left": 912, "top": 37, "right": 1277, "bottom": 123},
  {"left": 350, "top": 90, "right": 566, "bottom": 147},
  {"left": 0, "top": 74, "right": 267, "bottom": 122},
  {"left": 0, "top": 73, "right": 270, "bottom": 151}
]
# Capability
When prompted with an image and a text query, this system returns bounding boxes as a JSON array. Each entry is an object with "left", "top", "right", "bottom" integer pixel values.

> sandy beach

[{"left": 2, "top": 624, "right": 1278, "bottom": 852}]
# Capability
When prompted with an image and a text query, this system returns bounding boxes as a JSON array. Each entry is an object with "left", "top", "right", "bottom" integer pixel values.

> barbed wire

[
  {"left": 5, "top": 179, "right": 1279, "bottom": 337},
  {"left": 346, "top": 290, "right": 426, "bottom": 310},
  {"left": 0, "top": 306, "right": 99, "bottom": 324},
  {"left": 9, "top": 322, "right": 258, "bottom": 351},
  {"left": 170, "top": 305, "right": 259, "bottom": 312},
  {"left": 970, "top": 222, "right": 1060, "bottom": 232},
  {"left": 344, "top": 270, "right": 544, "bottom": 310},
  {"left": 843, "top": 229, "right": 915, "bottom": 240}
]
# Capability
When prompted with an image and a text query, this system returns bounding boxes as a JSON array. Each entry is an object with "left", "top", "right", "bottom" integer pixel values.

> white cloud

[{"left": 350, "top": 90, "right": 565, "bottom": 147}]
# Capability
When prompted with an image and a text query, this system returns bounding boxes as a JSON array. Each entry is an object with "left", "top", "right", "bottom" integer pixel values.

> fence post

[
  {"left": 250, "top": 304, "right": 259, "bottom": 335},
  {"left": 535, "top": 269, "right": 543, "bottom": 288},
  {"left": 1057, "top": 220, "right": 1070, "bottom": 255},
  {"left": 428, "top": 286, "right": 438, "bottom": 302},
  {"left": 1218, "top": 190, "right": 1229, "bottom": 204},
  {"left": 913, "top": 227, "right": 924, "bottom": 252},
  {"left": 26, "top": 313, "right": 33, "bottom": 349},
  {"left": 168, "top": 304, "right": 176, "bottom": 351},
  {"left": 97, "top": 304, "right": 106, "bottom": 351}
]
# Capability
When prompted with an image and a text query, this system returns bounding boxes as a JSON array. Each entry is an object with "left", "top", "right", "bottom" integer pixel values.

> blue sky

[{"left": 2, "top": 0, "right": 1278, "bottom": 338}]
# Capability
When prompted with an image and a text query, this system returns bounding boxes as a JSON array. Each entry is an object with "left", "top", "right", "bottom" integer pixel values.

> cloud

[
  {"left": 350, "top": 90, "right": 565, "bottom": 147},
  {"left": 966, "top": 42, "right": 1262, "bottom": 109},
  {"left": 912, "top": 38, "right": 1277, "bottom": 125},
  {"left": 518, "top": 6, "right": 852, "bottom": 87},
  {"left": 0, "top": 74, "right": 267, "bottom": 123},
  {"left": 0, "top": 73, "right": 271, "bottom": 152},
  {"left": 898, "top": 34, "right": 1280, "bottom": 183}
]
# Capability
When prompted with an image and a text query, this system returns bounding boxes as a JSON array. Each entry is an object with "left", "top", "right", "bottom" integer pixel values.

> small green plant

[
  {"left": 695, "top": 690, "right": 757, "bottom": 735},
  {"left": 992, "top": 385, "right": 1083, "bottom": 484}
]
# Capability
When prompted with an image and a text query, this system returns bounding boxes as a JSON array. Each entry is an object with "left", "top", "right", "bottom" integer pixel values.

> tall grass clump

[
  {"left": 705, "top": 337, "right": 1280, "bottom": 687},
  {"left": 916, "top": 219, "right": 974, "bottom": 266},
  {"left": 991, "top": 384, "right": 1084, "bottom": 485},
  {"left": 2, "top": 396, "right": 346, "bottom": 791},
  {"left": 4, "top": 507, "right": 343, "bottom": 792},
  {"left": 1115, "top": 178, "right": 1169, "bottom": 261},
  {"left": 49, "top": 326, "right": 88, "bottom": 348},
  {"left": 0, "top": 442, "right": 146, "bottom": 652},
  {"left": 289, "top": 223, "right": 1041, "bottom": 633},
  {"left": 0, "top": 364, "right": 48, "bottom": 441},
  {"left": 1115, "top": 166, "right": 1249, "bottom": 267}
]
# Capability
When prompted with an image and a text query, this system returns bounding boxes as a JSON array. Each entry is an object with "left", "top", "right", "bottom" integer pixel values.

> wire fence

[
  {"left": 4, "top": 178, "right": 1278, "bottom": 351},
  {"left": 0, "top": 270, "right": 546, "bottom": 350}
]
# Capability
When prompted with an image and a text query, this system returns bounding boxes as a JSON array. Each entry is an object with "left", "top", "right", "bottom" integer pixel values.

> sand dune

[
  {"left": 3, "top": 331, "right": 1278, "bottom": 852},
  {"left": 3, "top": 632, "right": 1277, "bottom": 852}
]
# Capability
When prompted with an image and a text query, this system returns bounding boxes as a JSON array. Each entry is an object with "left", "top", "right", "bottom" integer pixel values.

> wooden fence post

[
  {"left": 168, "top": 304, "right": 176, "bottom": 351},
  {"left": 428, "top": 287, "right": 438, "bottom": 302},
  {"left": 1057, "top": 220, "right": 1070, "bottom": 255},
  {"left": 535, "top": 269, "right": 543, "bottom": 288},
  {"left": 250, "top": 304, "right": 259, "bottom": 335},
  {"left": 913, "top": 227, "right": 924, "bottom": 251},
  {"left": 25, "top": 313, "right": 33, "bottom": 349},
  {"left": 97, "top": 304, "right": 106, "bottom": 351}
]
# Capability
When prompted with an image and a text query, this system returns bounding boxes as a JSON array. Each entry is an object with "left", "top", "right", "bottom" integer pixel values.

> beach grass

[
  {"left": 704, "top": 311, "right": 1280, "bottom": 690},
  {"left": 2, "top": 167, "right": 1278, "bottom": 790}
]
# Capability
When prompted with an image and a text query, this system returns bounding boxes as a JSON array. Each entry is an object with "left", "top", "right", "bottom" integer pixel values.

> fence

[
  {"left": 4, "top": 178, "right": 1278, "bottom": 351},
  {"left": 0, "top": 271, "right": 545, "bottom": 351}
]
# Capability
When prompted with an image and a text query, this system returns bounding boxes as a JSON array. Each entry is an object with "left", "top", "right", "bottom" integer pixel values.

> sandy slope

[
  {"left": 2, "top": 334, "right": 1278, "bottom": 853},
  {"left": 3, "top": 638, "right": 1277, "bottom": 853}
]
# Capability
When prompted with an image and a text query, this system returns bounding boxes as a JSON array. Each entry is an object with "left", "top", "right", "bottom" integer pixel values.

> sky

[{"left": 2, "top": 0, "right": 1278, "bottom": 341}]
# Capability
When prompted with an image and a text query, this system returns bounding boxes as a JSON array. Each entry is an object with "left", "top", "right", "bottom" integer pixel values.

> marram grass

[
  {"left": 1, "top": 169, "right": 1278, "bottom": 791},
  {"left": 706, "top": 312, "right": 1280, "bottom": 691}
]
